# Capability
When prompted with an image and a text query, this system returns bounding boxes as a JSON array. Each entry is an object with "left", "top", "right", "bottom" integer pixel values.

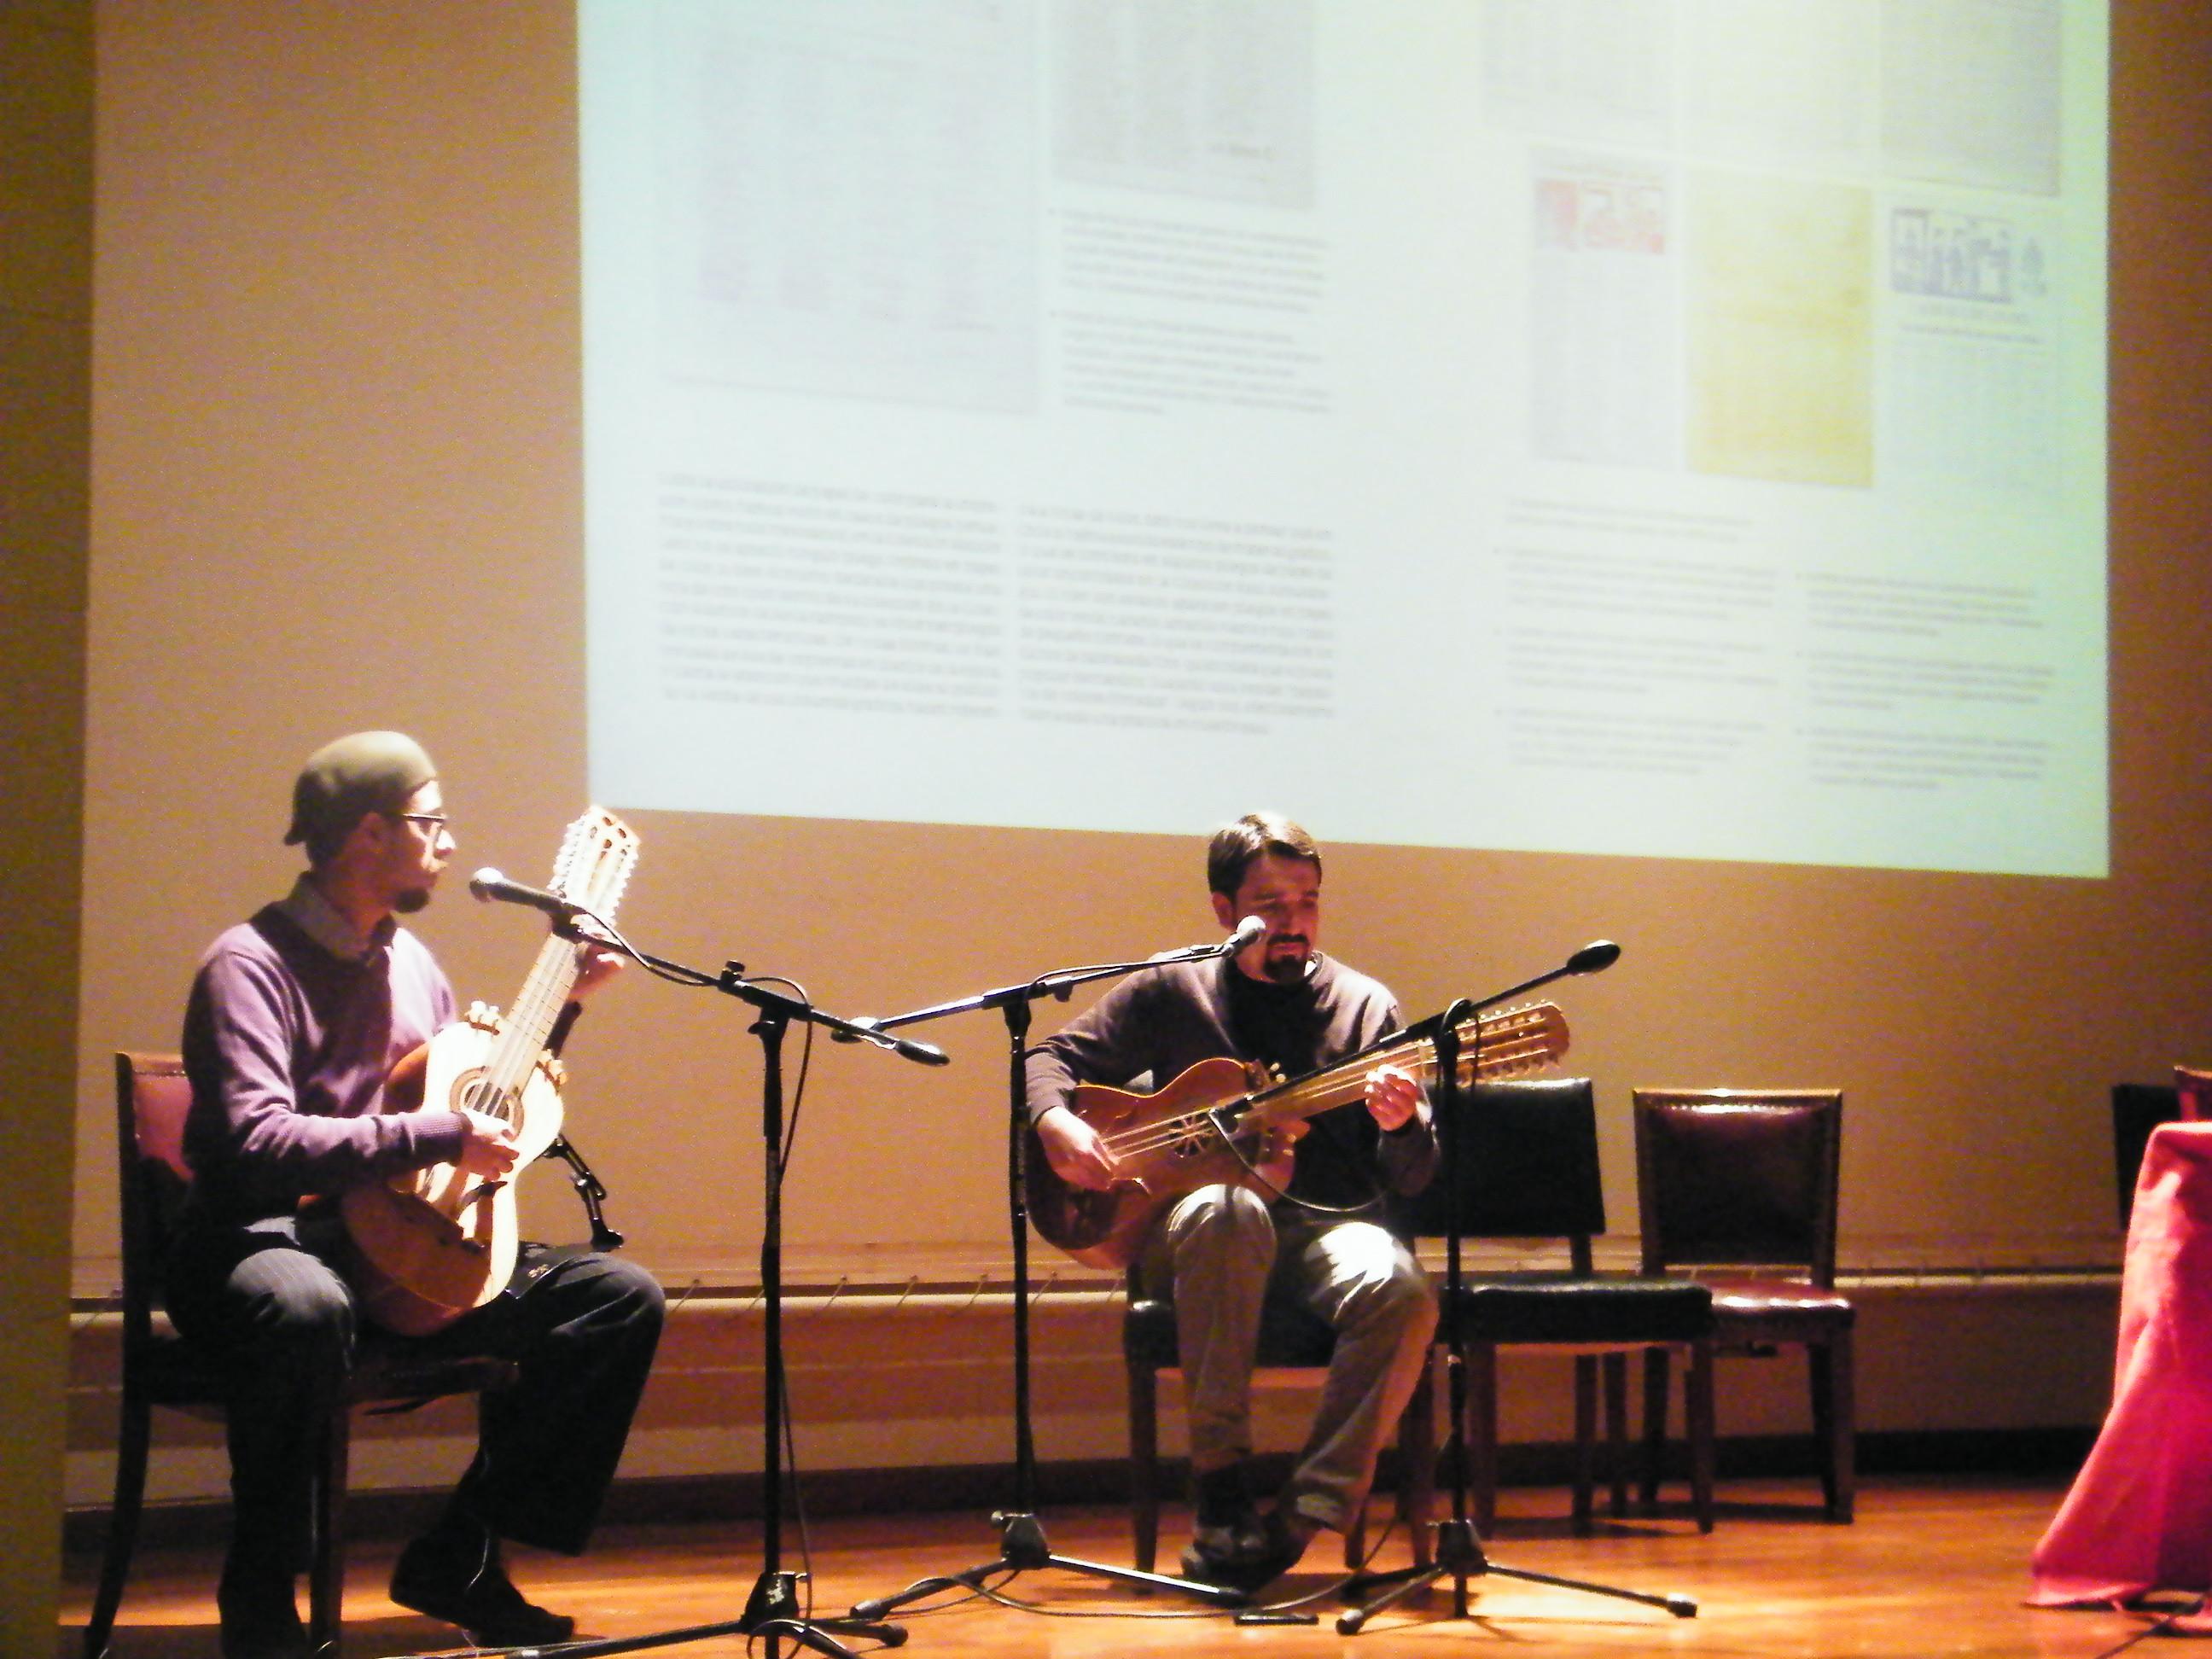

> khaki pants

[{"left": 1144, "top": 1184, "right": 1437, "bottom": 1533}]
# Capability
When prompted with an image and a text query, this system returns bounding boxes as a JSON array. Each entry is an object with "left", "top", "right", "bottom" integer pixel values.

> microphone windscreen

[{"left": 1567, "top": 939, "right": 1621, "bottom": 975}]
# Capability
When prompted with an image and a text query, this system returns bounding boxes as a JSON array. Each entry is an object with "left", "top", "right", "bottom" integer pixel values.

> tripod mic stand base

[
  {"left": 847, "top": 1508, "right": 1249, "bottom": 1621},
  {"left": 486, "top": 1575, "right": 909, "bottom": 1659},
  {"left": 743, "top": 1569, "right": 908, "bottom": 1656},
  {"left": 1336, "top": 1518, "right": 1698, "bottom": 1636}
]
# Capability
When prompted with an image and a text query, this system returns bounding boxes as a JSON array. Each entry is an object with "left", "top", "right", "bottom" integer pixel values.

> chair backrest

[
  {"left": 114, "top": 1051, "right": 194, "bottom": 1356},
  {"left": 1393, "top": 1078, "right": 1606, "bottom": 1269},
  {"left": 1632, "top": 1089, "right": 1842, "bottom": 1284},
  {"left": 2113, "top": 1082, "right": 2184, "bottom": 1227},
  {"left": 2175, "top": 1067, "right": 2212, "bottom": 1121}
]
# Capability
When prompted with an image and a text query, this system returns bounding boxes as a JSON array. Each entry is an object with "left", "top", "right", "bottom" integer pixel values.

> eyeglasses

[{"left": 388, "top": 812, "right": 454, "bottom": 836}]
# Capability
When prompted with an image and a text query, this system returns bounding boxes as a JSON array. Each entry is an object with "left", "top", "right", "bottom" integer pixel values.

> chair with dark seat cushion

[
  {"left": 81, "top": 1051, "right": 518, "bottom": 1659},
  {"left": 1632, "top": 1087, "right": 1854, "bottom": 1523},
  {"left": 1124, "top": 1257, "right": 1436, "bottom": 1576},
  {"left": 2175, "top": 1067, "right": 2212, "bottom": 1122},
  {"left": 1394, "top": 1077, "right": 1715, "bottom": 1534},
  {"left": 2115, "top": 1082, "right": 2185, "bottom": 1227}
]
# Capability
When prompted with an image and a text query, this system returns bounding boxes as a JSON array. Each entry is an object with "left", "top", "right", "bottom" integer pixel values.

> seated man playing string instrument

[
  {"left": 167, "top": 731, "right": 664, "bottom": 1659},
  {"left": 1027, "top": 812, "right": 1439, "bottom": 1592}
]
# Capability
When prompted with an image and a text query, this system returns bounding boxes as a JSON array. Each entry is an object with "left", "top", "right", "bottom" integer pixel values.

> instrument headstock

[{"left": 550, "top": 806, "right": 640, "bottom": 922}]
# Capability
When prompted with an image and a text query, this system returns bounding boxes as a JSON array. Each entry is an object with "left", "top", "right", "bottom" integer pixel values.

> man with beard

[
  {"left": 1027, "top": 812, "right": 1439, "bottom": 1592},
  {"left": 167, "top": 731, "right": 664, "bottom": 1658}
]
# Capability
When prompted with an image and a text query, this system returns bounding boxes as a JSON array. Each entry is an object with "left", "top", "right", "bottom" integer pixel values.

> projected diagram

[{"left": 583, "top": 0, "right": 2105, "bottom": 876}]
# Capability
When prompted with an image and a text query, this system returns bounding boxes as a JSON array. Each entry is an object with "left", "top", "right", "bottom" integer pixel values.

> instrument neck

[
  {"left": 486, "top": 934, "right": 579, "bottom": 1091},
  {"left": 1241, "top": 1009, "right": 1544, "bottom": 1129}
]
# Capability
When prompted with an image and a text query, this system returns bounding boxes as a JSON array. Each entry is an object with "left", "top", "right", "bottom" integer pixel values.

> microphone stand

[
  {"left": 490, "top": 940, "right": 938, "bottom": 1659},
  {"left": 841, "top": 944, "right": 1253, "bottom": 1621},
  {"left": 544, "top": 1134, "right": 624, "bottom": 1253},
  {"left": 1337, "top": 943, "right": 1698, "bottom": 1636}
]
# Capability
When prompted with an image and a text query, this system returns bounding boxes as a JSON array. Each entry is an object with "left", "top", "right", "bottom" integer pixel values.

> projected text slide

[{"left": 580, "top": 0, "right": 2106, "bottom": 876}]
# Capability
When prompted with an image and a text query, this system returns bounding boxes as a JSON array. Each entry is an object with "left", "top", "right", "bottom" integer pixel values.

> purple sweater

[{"left": 181, "top": 891, "right": 470, "bottom": 1222}]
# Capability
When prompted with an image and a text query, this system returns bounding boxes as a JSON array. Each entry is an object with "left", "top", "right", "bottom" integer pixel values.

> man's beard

[
  {"left": 393, "top": 885, "right": 433, "bottom": 915},
  {"left": 1262, "top": 942, "right": 1310, "bottom": 985}
]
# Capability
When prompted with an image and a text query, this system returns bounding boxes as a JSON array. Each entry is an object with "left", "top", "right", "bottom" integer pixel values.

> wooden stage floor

[{"left": 61, "top": 1475, "right": 2172, "bottom": 1658}]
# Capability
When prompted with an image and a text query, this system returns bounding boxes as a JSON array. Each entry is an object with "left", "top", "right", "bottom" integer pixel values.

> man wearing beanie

[{"left": 165, "top": 731, "right": 665, "bottom": 1659}]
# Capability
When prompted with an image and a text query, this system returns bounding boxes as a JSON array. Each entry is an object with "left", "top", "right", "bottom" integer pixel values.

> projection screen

[{"left": 580, "top": 0, "right": 2108, "bottom": 877}]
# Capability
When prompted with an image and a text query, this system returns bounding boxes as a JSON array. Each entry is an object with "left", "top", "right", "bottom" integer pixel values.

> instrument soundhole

[{"left": 458, "top": 1074, "right": 516, "bottom": 1123}]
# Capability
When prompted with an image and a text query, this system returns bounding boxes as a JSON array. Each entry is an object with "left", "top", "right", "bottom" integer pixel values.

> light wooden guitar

[
  {"left": 1027, "top": 1001, "right": 1570, "bottom": 1270},
  {"left": 341, "top": 807, "right": 639, "bottom": 1336}
]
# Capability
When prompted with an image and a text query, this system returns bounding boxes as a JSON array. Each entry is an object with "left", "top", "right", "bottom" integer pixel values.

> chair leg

[
  {"left": 1570, "top": 1355, "right": 1597, "bottom": 1533},
  {"left": 1639, "top": 1347, "right": 1671, "bottom": 1516},
  {"left": 1402, "top": 1351, "right": 1436, "bottom": 1568},
  {"left": 1685, "top": 1339, "right": 1716, "bottom": 1534},
  {"left": 1602, "top": 1353, "right": 1630, "bottom": 1517},
  {"left": 1464, "top": 1345, "right": 1500, "bottom": 1534},
  {"left": 306, "top": 1406, "right": 352, "bottom": 1653},
  {"left": 1349, "top": 1353, "right": 1437, "bottom": 1571},
  {"left": 82, "top": 1394, "right": 153, "bottom": 1659},
  {"left": 1814, "top": 1330, "right": 1856, "bottom": 1522},
  {"left": 1128, "top": 1359, "right": 1161, "bottom": 1575}
]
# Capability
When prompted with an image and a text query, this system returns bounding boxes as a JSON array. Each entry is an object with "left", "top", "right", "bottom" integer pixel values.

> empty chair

[
  {"left": 1633, "top": 1087, "right": 1854, "bottom": 1522},
  {"left": 2175, "top": 1067, "right": 2212, "bottom": 1122},
  {"left": 1395, "top": 1077, "right": 1715, "bottom": 1534},
  {"left": 2114, "top": 1082, "right": 2186, "bottom": 1227}
]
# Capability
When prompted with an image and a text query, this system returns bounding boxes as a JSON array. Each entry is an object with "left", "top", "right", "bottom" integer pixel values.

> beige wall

[
  {"left": 76, "top": 0, "right": 2212, "bottom": 1287},
  {"left": 4, "top": 0, "right": 91, "bottom": 1641},
  {"left": 48, "top": 0, "right": 2212, "bottom": 1530}
]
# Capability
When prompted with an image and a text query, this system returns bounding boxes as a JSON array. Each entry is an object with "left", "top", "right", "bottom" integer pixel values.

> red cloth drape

[{"left": 2032, "top": 1121, "right": 2212, "bottom": 1616}]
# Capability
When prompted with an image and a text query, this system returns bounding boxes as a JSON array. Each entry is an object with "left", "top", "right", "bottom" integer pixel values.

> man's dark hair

[{"left": 1207, "top": 812, "right": 1323, "bottom": 898}]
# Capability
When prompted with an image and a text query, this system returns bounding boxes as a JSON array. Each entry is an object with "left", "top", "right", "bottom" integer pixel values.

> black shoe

[
  {"left": 1179, "top": 1505, "right": 1311, "bottom": 1595},
  {"left": 1186, "top": 1461, "right": 1266, "bottom": 1569},
  {"left": 389, "top": 1534, "right": 578, "bottom": 1646},
  {"left": 217, "top": 1555, "right": 308, "bottom": 1659}
]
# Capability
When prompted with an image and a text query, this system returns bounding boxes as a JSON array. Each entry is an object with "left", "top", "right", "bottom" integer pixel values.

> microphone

[
  {"left": 1566, "top": 939, "right": 1621, "bottom": 975},
  {"left": 832, "top": 1016, "right": 952, "bottom": 1067},
  {"left": 1218, "top": 915, "right": 1266, "bottom": 956},
  {"left": 469, "top": 867, "right": 583, "bottom": 919}
]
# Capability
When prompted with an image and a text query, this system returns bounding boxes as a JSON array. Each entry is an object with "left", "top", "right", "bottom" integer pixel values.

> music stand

[
  {"left": 842, "top": 946, "right": 1252, "bottom": 1621},
  {"left": 1338, "top": 945, "right": 1698, "bottom": 1636},
  {"left": 480, "top": 942, "right": 945, "bottom": 1659}
]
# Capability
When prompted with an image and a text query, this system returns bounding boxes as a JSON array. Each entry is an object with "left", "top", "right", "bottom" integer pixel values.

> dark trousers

[{"left": 165, "top": 1210, "right": 665, "bottom": 1570}]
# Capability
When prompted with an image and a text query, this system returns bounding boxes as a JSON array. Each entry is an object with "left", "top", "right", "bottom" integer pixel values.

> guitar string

[
  {"left": 478, "top": 941, "right": 576, "bottom": 1124},
  {"left": 1091, "top": 1023, "right": 1556, "bottom": 1161},
  {"left": 1092, "top": 1039, "right": 1559, "bottom": 1160},
  {"left": 1092, "top": 1050, "right": 1536, "bottom": 1162},
  {"left": 468, "top": 853, "right": 629, "bottom": 1123},
  {"left": 446, "top": 823, "right": 604, "bottom": 1183},
  {"left": 436, "top": 849, "right": 630, "bottom": 1220}
]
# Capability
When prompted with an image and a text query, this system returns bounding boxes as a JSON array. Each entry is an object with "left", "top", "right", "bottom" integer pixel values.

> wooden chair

[
  {"left": 1124, "top": 1259, "right": 1437, "bottom": 1576},
  {"left": 1632, "top": 1087, "right": 1854, "bottom": 1523},
  {"left": 2113, "top": 1082, "right": 2184, "bottom": 1227},
  {"left": 1396, "top": 1078, "right": 1715, "bottom": 1534},
  {"left": 2175, "top": 1066, "right": 2212, "bottom": 1122},
  {"left": 82, "top": 1051, "right": 517, "bottom": 1659}
]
